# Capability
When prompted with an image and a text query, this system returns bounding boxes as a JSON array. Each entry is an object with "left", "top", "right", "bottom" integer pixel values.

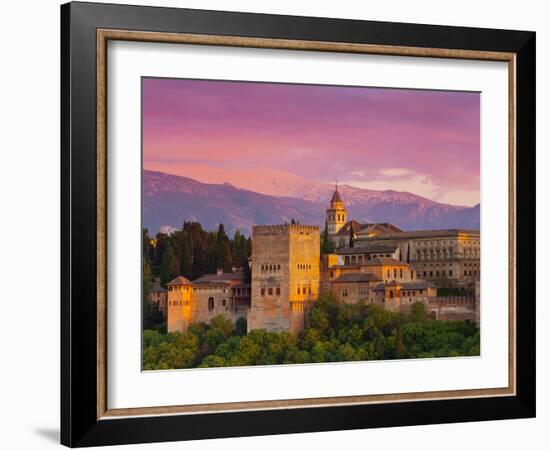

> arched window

[
  {"left": 208, "top": 297, "right": 214, "bottom": 310},
  {"left": 297, "top": 287, "right": 300, "bottom": 294},
  {"left": 389, "top": 291, "right": 393, "bottom": 298},
  {"left": 393, "top": 268, "right": 397, "bottom": 278},
  {"left": 400, "top": 268, "right": 403, "bottom": 278}
]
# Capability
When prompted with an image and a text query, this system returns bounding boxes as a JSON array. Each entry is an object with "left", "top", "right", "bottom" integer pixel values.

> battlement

[{"left": 252, "top": 224, "right": 320, "bottom": 236}]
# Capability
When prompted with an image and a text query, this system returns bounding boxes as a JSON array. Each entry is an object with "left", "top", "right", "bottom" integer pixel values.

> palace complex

[{"left": 156, "top": 186, "right": 480, "bottom": 335}]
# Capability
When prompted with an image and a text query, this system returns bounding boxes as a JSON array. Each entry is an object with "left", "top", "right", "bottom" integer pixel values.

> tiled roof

[
  {"left": 330, "top": 189, "right": 343, "bottom": 203},
  {"left": 399, "top": 282, "right": 434, "bottom": 290},
  {"left": 363, "top": 257, "right": 408, "bottom": 267},
  {"left": 150, "top": 286, "right": 167, "bottom": 293},
  {"left": 334, "top": 221, "right": 403, "bottom": 237},
  {"left": 194, "top": 272, "right": 244, "bottom": 282},
  {"left": 372, "top": 281, "right": 434, "bottom": 291},
  {"left": 192, "top": 281, "right": 231, "bottom": 288},
  {"left": 166, "top": 276, "right": 192, "bottom": 286},
  {"left": 336, "top": 245, "right": 397, "bottom": 255},
  {"left": 333, "top": 273, "right": 382, "bottom": 283},
  {"left": 357, "top": 229, "right": 480, "bottom": 240}
]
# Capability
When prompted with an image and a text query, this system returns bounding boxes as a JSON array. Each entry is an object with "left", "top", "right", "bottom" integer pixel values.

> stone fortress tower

[
  {"left": 248, "top": 224, "right": 320, "bottom": 335},
  {"left": 326, "top": 184, "right": 347, "bottom": 236}
]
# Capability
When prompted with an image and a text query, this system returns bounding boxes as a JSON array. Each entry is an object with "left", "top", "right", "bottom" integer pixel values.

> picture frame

[{"left": 60, "top": 1, "right": 536, "bottom": 447}]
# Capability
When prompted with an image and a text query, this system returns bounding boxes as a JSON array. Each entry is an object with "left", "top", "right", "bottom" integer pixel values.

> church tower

[{"left": 326, "top": 184, "right": 347, "bottom": 236}]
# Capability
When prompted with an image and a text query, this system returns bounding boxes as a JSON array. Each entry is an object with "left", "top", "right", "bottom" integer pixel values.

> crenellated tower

[
  {"left": 248, "top": 224, "right": 320, "bottom": 335},
  {"left": 326, "top": 183, "right": 347, "bottom": 236}
]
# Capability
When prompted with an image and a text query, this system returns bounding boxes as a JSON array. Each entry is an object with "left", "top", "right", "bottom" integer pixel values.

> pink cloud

[{"left": 143, "top": 78, "right": 480, "bottom": 205}]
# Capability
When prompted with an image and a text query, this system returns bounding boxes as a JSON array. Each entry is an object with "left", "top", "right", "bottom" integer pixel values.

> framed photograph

[{"left": 61, "top": 1, "right": 536, "bottom": 447}]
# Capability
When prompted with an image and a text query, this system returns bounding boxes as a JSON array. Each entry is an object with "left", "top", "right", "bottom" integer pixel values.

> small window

[
  {"left": 308, "top": 287, "right": 312, "bottom": 294},
  {"left": 276, "top": 287, "right": 281, "bottom": 295},
  {"left": 261, "top": 288, "right": 265, "bottom": 296},
  {"left": 208, "top": 297, "right": 214, "bottom": 310},
  {"left": 297, "top": 287, "right": 300, "bottom": 294},
  {"left": 222, "top": 299, "right": 226, "bottom": 306},
  {"left": 268, "top": 287, "right": 273, "bottom": 295}
]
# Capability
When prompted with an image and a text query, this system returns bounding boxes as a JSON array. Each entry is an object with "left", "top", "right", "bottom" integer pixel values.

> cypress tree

[{"left": 159, "top": 242, "right": 178, "bottom": 287}]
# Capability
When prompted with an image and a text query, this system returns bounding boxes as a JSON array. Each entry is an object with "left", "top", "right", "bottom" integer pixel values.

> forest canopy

[{"left": 143, "top": 294, "right": 479, "bottom": 370}]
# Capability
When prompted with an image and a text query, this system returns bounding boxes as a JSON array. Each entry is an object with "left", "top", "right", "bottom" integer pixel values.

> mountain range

[{"left": 143, "top": 170, "right": 479, "bottom": 236}]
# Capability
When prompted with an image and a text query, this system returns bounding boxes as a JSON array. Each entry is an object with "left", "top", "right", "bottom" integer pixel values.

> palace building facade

[
  {"left": 166, "top": 269, "right": 251, "bottom": 333},
  {"left": 325, "top": 186, "right": 480, "bottom": 288},
  {"left": 162, "top": 187, "right": 479, "bottom": 335}
]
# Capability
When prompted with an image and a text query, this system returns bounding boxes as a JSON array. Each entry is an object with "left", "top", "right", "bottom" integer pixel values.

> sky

[{"left": 142, "top": 77, "right": 480, "bottom": 206}]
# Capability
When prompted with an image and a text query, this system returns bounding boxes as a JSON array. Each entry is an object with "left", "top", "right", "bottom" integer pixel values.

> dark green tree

[
  {"left": 159, "top": 241, "right": 178, "bottom": 286},
  {"left": 321, "top": 221, "right": 335, "bottom": 254}
]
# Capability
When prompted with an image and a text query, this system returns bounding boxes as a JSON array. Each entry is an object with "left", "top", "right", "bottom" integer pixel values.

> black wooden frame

[{"left": 61, "top": 1, "right": 536, "bottom": 447}]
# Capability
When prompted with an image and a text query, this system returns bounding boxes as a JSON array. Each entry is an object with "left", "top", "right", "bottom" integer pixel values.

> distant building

[
  {"left": 149, "top": 279, "right": 167, "bottom": 317},
  {"left": 322, "top": 255, "right": 437, "bottom": 312},
  {"left": 354, "top": 229, "right": 480, "bottom": 288},
  {"left": 167, "top": 268, "right": 250, "bottom": 333},
  {"left": 325, "top": 186, "right": 480, "bottom": 288}
]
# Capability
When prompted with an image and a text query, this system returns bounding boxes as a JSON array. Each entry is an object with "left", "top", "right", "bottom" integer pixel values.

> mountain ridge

[{"left": 143, "top": 170, "right": 480, "bottom": 236}]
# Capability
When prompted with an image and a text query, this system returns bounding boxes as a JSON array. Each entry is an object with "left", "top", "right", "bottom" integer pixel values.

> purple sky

[{"left": 143, "top": 78, "right": 480, "bottom": 206}]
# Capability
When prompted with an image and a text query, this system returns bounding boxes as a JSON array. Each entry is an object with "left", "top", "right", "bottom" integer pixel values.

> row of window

[
  {"left": 261, "top": 264, "right": 281, "bottom": 271},
  {"left": 417, "top": 269, "right": 479, "bottom": 278},
  {"left": 386, "top": 268, "right": 407, "bottom": 279},
  {"left": 297, "top": 263, "right": 312, "bottom": 270},
  {"left": 417, "top": 240, "right": 478, "bottom": 246},
  {"left": 328, "top": 213, "right": 345, "bottom": 222},
  {"left": 231, "top": 288, "right": 250, "bottom": 296},
  {"left": 416, "top": 249, "right": 453, "bottom": 260},
  {"left": 387, "top": 289, "right": 425, "bottom": 298},
  {"left": 419, "top": 270, "right": 453, "bottom": 277},
  {"left": 168, "top": 286, "right": 190, "bottom": 292},
  {"left": 343, "top": 254, "right": 392, "bottom": 265},
  {"left": 260, "top": 287, "right": 281, "bottom": 296},
  {"left": 297, "top": 286, "right": 312, "bottom": 295},
  {"left": 169, "top": 300, "right": 190, "bottom": 306}
]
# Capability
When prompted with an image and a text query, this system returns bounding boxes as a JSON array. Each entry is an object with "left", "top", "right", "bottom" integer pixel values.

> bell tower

[{"left": 326, "top": 183, "right": 347, "bottom": 236}]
